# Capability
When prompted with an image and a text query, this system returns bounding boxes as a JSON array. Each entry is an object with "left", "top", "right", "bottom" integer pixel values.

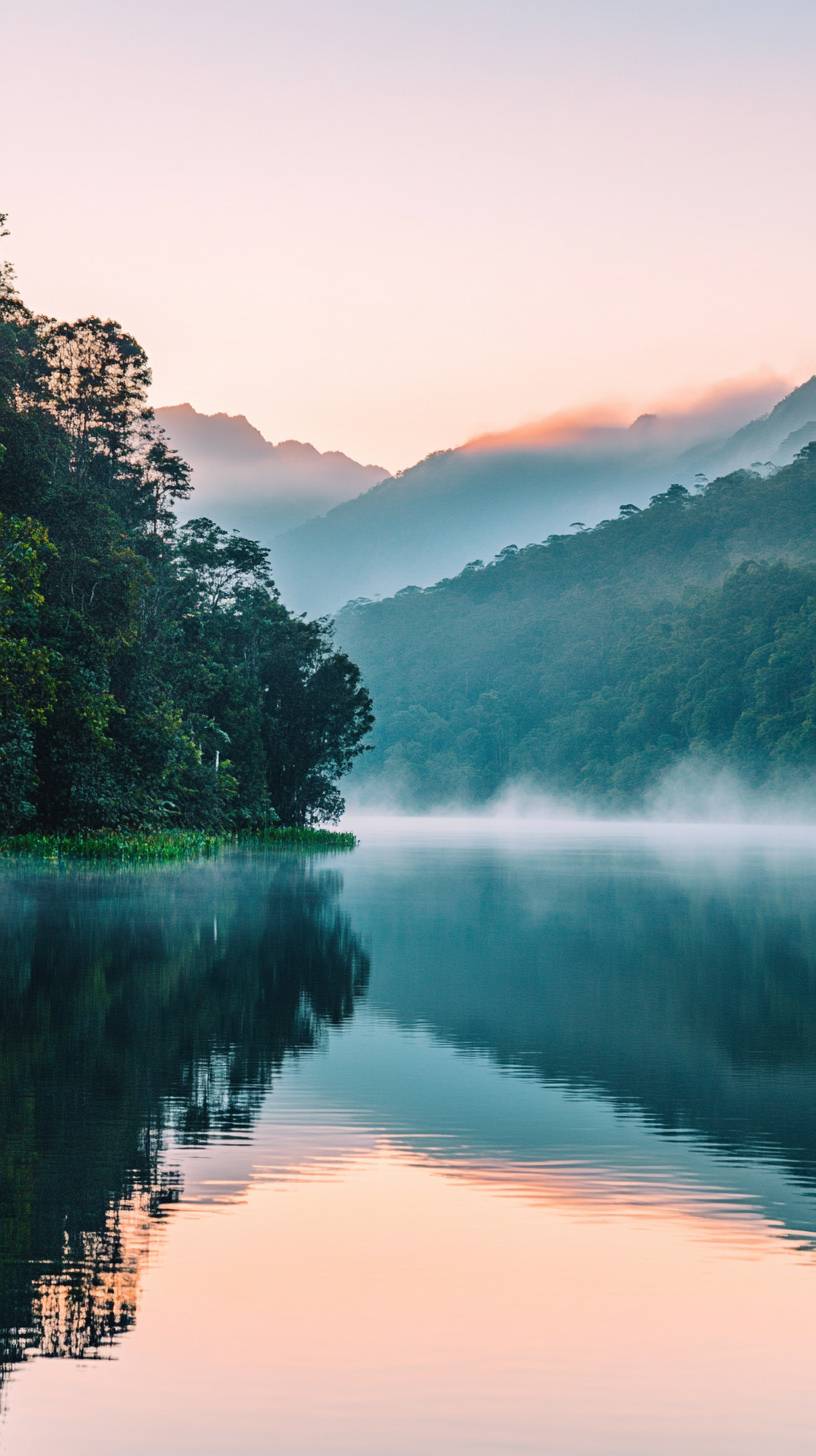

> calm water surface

[{"left": 2, "top": 817, "right": 816, "bottom": 1453}]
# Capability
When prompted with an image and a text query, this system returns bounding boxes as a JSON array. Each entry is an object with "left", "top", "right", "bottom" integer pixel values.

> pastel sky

[{"left": 4, "top": 0, "right": 816, "bottom": 470}]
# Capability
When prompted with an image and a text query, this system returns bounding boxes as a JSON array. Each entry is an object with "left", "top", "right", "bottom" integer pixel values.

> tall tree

[{"left": 0, "top": 217, "right": 373, "bottom": 831}]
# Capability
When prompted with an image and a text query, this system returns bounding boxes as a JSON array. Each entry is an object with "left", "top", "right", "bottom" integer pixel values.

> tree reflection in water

[{"left": 0, "top": 852, "right": 369, "bottom": 1386}]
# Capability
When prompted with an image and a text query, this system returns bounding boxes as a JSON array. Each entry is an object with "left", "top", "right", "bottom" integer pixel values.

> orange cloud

[{"left": 461, "top": 369, "right": 790, "bottom": 456}]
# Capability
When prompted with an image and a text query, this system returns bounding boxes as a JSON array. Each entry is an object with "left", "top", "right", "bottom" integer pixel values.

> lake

[{"left": 1, "top": 817, "right": 816, "bottom": 1453}]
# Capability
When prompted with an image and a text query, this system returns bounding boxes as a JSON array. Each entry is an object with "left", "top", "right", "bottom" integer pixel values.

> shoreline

[{"left": 0, "top": 826, "right": 358, "bottom": 863}]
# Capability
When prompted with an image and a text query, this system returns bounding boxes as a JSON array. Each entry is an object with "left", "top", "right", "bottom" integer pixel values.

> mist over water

[{"left": 344, "top": 757, "right": 816, "bottom": 837}]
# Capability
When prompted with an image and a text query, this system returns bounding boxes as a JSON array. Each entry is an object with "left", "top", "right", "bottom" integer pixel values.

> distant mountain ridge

[
  {"left": 265, "top": 376, "right": 816, "bottom": 616},
  {"left": 680, "top": 376, "right": 816, "bottom": 476},
  {"left": 155, "top": 403, "right": 390, "bottom": 538},
  {"left": 336, "top": 444, "right": 816, "bottom": 809}
]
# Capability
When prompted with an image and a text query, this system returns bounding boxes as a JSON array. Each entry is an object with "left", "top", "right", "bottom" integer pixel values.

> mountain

[
  {"left": 266, "top": 377, "right": 816, "bottom": 617},
  {"left": 337, "top": 445, "right": 816, "bottom": 809},
  {"left": 777, "top": 422, "right": 816, "bottom": 462},
  {"left": 680, "top": 375, "right": 816, "bottom": 476},
  {"left": 155, "top": 403, "right": 390, "bottom": 538}
]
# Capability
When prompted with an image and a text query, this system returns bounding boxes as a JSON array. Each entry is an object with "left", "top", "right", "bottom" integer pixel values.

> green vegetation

[
  {"left": 0, "top": 829, "right": 223, "bottom": 862},
  {"left": 0, "top": 825, "right": 357, "bottom": 863},
  {"left": 0, "top": 216, "right": 372, "bottom": 834},
  {"left": 338, "top": 447, "right": 816, "bottom": 807},
  {"left": 255, "top": 825, "right": 357, "bottom": 849}
]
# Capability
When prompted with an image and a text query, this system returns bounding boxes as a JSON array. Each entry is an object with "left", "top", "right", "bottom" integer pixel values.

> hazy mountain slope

[
  {"left": 775, "top": 421, "right": 816, "bottom": 464},
  {"left": 268, "top": 379, "right": 813, "bottom": 616},
  {"left": 337, "top": 446, "right": 816, "bottom": 808},
  {"left": 156, "top": 403, "right": 389, "bottom": 537},
  {"left": 269, "top": 443, "right": 679, "bottom": 615},
  {"left": 680, "top": 375, "right": 816, "bottom": 476}
]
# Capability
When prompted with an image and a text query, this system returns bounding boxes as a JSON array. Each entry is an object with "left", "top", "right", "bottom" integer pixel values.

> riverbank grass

[{"left": 0, "top": 826, "right": 357, "bottom": 863}]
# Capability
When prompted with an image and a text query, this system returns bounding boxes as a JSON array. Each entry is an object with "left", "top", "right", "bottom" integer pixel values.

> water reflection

[
  {"left": 341, "top": 834, "right": 816, "bottom": 1243},
  {"left": 2, "top": 827, "right": 816, "bottom": 1448},
  {"left": 0, "top": 853, "right": 368, "bottom": 1383}
]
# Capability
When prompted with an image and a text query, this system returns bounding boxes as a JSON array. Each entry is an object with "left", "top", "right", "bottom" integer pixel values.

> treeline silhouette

[
  {"left": 339, "top": 446, "right": 816, "bottom": 805},
  {"left": 0, "top": 854, "right": 368, "bottom": 1385},
  {"left": 0, "top": 215, "right": 372, "bottom": 832}
]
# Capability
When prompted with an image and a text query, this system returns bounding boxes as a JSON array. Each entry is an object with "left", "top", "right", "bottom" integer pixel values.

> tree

[
  {"left": 0, "top": 219, "right": 374, "bottom": 832},
  {"left": 0, "top": 512, "right": 55, "bottom": 826},
  {"left": 176, "top": 518, "right": 274, "bottom": 609},
  {"left": 136, "top": 423, "right": 192, "bottom": 535},
  {"left": 649, "top": 483, "right": 689, "bottom": 507},
  {"left": 41, "top": 317, "right": 151, "bottom": 497}
]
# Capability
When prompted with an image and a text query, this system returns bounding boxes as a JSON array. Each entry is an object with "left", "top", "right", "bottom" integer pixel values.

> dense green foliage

[
  {"left": 0, "top": 221, "right": 372, "bottom": 831},
  {"left": 338, "top": 448, "right": 816, "bottom": 806}
]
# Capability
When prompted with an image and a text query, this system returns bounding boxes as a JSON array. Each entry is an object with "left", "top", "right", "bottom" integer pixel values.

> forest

[
  {"left": 338, "top": 448, "right": 816, "bottom": 807},
  {"left": 0, "top": 220, "right": 372, "bottom": 833}
]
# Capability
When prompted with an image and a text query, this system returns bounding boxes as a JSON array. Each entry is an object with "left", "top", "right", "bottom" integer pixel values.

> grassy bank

[{"left": 0, "top": 826, "right": 358, "bottom": 863}]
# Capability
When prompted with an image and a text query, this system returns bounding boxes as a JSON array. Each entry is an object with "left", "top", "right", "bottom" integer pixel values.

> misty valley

[{"left": 4, "top": 41, "right": 816, "bottom": 1443}]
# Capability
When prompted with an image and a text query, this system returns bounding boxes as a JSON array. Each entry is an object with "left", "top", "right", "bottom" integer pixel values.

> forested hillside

[
  {"left": 271, "top": 379, "right": 816, "bottom": 616},
  {"left": 0, "top": 221, "right": 372, "bottom": 832},
  {"left": 338, "top": 451, "right": 816, "bottom": 807}
]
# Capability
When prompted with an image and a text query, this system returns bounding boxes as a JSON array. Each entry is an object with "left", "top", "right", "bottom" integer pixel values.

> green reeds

[{"left": 0, "top": 825, "right": 357, "bottom": 863}]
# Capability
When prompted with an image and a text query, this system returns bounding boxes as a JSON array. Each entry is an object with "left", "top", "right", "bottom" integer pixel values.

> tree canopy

[{"left": 0, "top": 219, "right": 372, "bottom": 831}]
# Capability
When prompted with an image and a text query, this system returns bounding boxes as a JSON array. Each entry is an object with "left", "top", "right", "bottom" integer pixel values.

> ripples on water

[{"left": 1, "top": 821, "right": 816, "bottom": 1452}]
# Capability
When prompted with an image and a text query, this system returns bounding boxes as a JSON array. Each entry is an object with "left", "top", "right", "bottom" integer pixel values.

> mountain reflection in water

[
  {"left": 341, "top": 828, "right": 816, "bottom": 1242},
  {"left": 1, "top": 825, "right": 816, "bottom": 1454}
]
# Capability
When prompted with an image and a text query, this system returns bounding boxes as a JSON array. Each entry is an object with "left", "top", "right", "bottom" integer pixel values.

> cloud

[{"left": 460, "top": 369, "right": 790, "bottom": 457}]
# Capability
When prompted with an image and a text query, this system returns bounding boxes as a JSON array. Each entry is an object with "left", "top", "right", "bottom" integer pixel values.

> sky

[{"left": 3, "top": 0, "right": 816, "bottom": 472}]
